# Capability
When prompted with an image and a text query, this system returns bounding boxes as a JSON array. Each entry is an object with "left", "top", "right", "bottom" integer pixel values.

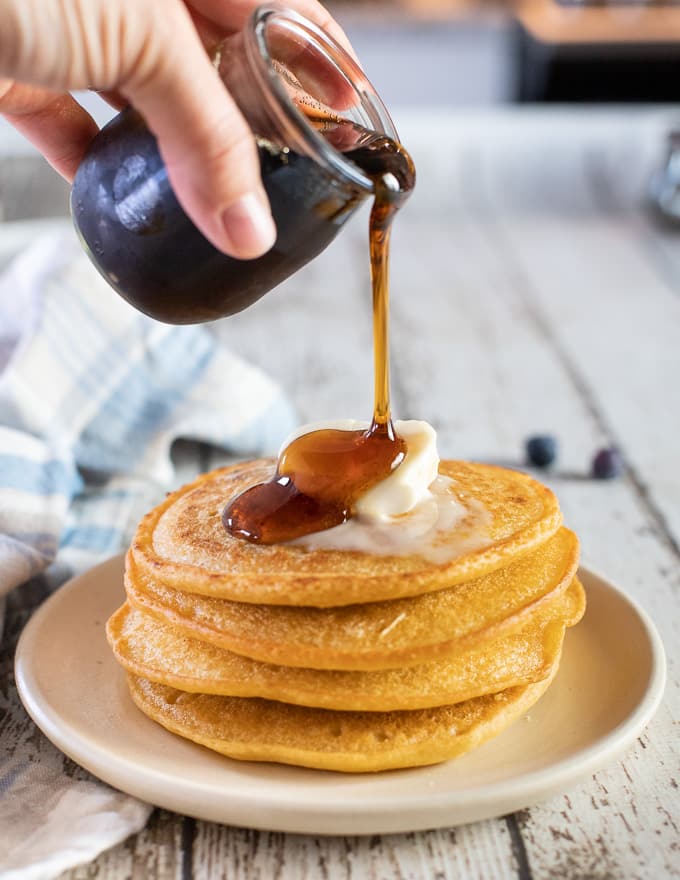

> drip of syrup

[{"left": 223, "top": 126, "right": 415, "bottom": 544}]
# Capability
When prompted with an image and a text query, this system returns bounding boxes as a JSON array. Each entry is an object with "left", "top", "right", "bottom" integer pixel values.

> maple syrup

[{"left": 223, "top": 132, "right": 415, "bottom": 544}]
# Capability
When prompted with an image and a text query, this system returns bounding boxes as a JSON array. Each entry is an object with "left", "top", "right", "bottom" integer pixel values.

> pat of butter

[
  {"left": 279, "top": 419, "right": 439, "bottom": 519},
  {"left": 356, "top": 420, "right": 438, "bottom": 519}
]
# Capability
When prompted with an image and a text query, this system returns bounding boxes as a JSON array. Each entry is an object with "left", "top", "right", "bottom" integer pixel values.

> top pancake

[{"left": 131, "top": 459, "right": 562, "bottom": 606}]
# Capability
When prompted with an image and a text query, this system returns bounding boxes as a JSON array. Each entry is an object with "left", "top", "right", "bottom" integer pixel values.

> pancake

[
  {"left": 127, "top": 665, "right": 559, "bottom": 773},
  {"left": 125, "top": 527, "right": 579, "bottom": 670},
  {"left": 130, "top": 459, "right": 562, "bottom": 606},
  {"left": 109, "top": 578, "right": 584, "bottom": 711}
]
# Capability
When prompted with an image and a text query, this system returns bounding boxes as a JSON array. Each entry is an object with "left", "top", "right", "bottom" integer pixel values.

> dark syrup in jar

[
  {"left": 73, "top": 110, "right": 393, "bottom": 324},
  {"left": 223, "top": 129, "right": 415, "bottom": 544}
]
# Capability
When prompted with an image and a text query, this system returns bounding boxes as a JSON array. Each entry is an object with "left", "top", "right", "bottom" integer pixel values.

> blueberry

[
  {"left": 526, "top": 435, "right": 558, "bottom": 468},
  {"left": 592, "top": 447, "right": 624, "bottom": 480}
]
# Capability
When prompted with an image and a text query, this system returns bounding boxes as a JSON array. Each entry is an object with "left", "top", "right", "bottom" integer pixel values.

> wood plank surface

[{"left": 0, "top": 109, "right": 676, "bottom": 879}]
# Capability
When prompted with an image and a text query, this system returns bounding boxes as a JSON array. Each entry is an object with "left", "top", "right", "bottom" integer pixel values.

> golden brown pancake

[
  {"left": 111, "top": 456, "right": 585, "bottom": 773},
  {"left": 130, "top": 459, "right": 562, "bottom": 606},
  {"left": 125, "top": 527, "right": 579, "bottom": 670},
  {"left": 127, "top": 666, "right": 559, "bottom": 773},
  {"left": 109, "top": 578, "right": 584, "bottom": 711}
]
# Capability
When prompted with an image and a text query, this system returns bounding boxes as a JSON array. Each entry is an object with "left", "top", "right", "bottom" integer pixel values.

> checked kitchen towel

[{"left": 0, "top": 232, "right": 296, "bottom": 879}]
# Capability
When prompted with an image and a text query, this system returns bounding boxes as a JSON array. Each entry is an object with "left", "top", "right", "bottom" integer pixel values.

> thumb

[{"left": 122, "top": 3, "right": 276, "bottom": 259}]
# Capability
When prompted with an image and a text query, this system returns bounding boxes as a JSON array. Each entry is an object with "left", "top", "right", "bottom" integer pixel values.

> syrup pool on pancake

[
  {"left": 223, "top": 419, "right": 407, "bottom": 543},
  {"left": 224, "top": 419, "right": 493, "bottom": 564}
]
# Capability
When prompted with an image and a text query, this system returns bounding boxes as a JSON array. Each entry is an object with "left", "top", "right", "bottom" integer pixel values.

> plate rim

[{"left": 14, "top": 554, "right": 667, "bottom": 833}]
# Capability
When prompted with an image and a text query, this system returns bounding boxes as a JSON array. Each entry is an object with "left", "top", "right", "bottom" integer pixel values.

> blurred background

[{"left": 1, "top": 0, "right": 679, "bottom": 228}]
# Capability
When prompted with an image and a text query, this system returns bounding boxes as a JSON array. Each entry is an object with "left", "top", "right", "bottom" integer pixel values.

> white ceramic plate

[{"left": 15, "top": 555, "right": 665, "bottom": 835}]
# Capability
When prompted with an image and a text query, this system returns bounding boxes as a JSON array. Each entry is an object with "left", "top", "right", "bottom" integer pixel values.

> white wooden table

[{"left": 1, "top": 109, "right": 678, "bottom": 878}]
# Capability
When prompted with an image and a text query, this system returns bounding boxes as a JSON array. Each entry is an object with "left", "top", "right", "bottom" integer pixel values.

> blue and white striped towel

[{"left": 0, "top": 233, "right": 296, "bottom": 879}]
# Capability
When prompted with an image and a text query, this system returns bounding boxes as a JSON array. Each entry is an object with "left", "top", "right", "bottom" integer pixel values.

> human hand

[{"left": 0, "top": 0, "right": 355, "bottom": 258}]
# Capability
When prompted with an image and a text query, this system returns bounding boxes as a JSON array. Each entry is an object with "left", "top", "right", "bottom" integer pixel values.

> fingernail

[{"left": 221, "top": 193, "right": 276, "bottom": 258}]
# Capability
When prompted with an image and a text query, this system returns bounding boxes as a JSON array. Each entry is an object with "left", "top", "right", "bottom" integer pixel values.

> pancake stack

[{"left": 107, "top": 459, "right": 584, "bottom": 773}]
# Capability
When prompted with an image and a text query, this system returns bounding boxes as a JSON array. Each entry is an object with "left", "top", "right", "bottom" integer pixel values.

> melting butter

[
  {"left": 289, "top": 474, "right": 492, "bottom": 563},
  {"left": 356, "top": 420, "right": 438, "bottom": 518}
]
